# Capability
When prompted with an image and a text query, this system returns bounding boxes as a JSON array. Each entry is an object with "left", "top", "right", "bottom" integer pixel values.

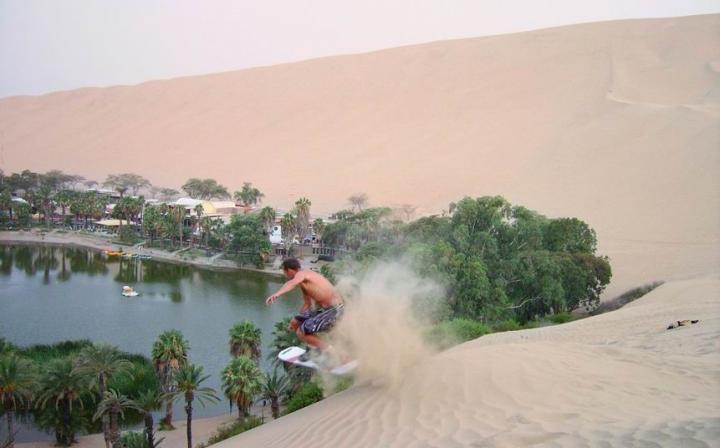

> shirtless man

[{"left": 265, "top": 258, "right": 343, "bottom": 356}]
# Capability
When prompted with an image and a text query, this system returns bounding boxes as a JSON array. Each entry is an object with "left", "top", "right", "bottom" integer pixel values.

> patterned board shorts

[{"left": 295, "top": 303, "right": 344, "bottom": 335}]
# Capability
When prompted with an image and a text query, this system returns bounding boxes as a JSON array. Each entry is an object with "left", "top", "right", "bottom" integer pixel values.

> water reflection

[
  {"left": 142, "top": 260, "right": 192, "bottom": 283},
  {"left": 68, "top": 248, "right": 108, "bottom": 276}
]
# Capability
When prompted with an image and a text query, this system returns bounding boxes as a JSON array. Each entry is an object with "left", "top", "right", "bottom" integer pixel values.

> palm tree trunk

[
  {"left": 62, "top": 399, "right": 72, "bottom": 446},
  {"left": 6, "top": 408, "right": 15, "bottom": 448},
  {"left": 271, "top": 398, "right": 279, "bottom": 419},
  {"left": 110, "top": 405, "right": 121, "bottom": 448},
  {"left": 160, "top": 365, "right": 174, "bottom": 428},
  {"left": 144, "top": 413, "right": 155, "bottom": 448},
  {"left": 164, "top": 398, "right": 174, "bottom": 428},
  {"left": 185, "top": 400, "right": 193, "bottom": 448},
  {"left": 99, "top": 375, "right": 111, "bottom": 448}
]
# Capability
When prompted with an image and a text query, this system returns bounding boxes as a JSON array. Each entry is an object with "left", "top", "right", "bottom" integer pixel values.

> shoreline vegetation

[{"left": 0, "top": 229, "right": 286, "bottom": 279}]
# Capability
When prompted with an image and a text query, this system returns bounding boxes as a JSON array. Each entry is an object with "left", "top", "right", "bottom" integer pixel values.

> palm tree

[
  {"left": 54, "top": 190, "right": 74, "bottom": 224},
  {"left": 266, "top": 318, "right": 310, "bottom": 392},
  {"left": 294, "top": 198, "right": 312, "bottom": 240},
  {"left": 280, "top": 213, "right": 296, "bottom": 243},
  {"left": 134, "top": 389, "right": 164, "bottom": 448},
  {"left": 312, "top": 218, "right": 326, "bottom": 243},
  {"left": 221, "top": 357, "right": 264, "bottom": 421},
  {"left": 258, "top": 206, "right": 276, "bottom": 233},
  {"left": 35, "top": 358, "right": 90, "bottom": 446},
  {"left": 74, "top": 344, "right": 134, "bottom": 448},
  {"left": 233, "top": 183, "right": 264, "bottom": 210},
  {"left": 92, "top": 390, "right": 142, "bottom": 448},
  {"left": 193, "top": 204, "right": 204, "bottom": 246},
  {"left": 0, "top": 353, "right": 35, "bottom": 448},
  {"left": 165, "top": 364, "right": 219, "bottom": 448},
  {"left": 267, "top": 317, "right": 302, "bottom": 367},
  {"left": 0, "top": 190, "right": 12, "bottom": 221},
  {"left": 262, "top": 369, "right": 288, "bottom": 419},
  {"left": 151, "top": 330, "right": 189, "bottom": 429},
  {"left": 170, "top": 206, "right": 187, "bottom": 248},
  {"left": 228, "top": 321, "right": 262, "bottom": 361}
]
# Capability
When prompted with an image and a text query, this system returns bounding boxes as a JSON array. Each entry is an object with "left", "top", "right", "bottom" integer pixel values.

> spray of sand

[{"left": 327, "top": 259, "right": 446, "bottom": 387}]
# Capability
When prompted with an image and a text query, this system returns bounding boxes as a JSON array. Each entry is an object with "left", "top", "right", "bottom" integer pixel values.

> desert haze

[
  {"left": 4, "top": 13, "right": 720, "bottom": 448},
  {"left": 1, "top": 15, "right": 718, "bottom": 298}
]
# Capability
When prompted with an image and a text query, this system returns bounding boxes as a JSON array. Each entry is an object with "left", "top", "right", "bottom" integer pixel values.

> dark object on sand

[
  {"left": 666, "top": 320, "right": 700, "bottom": 330},
  {"left": 311, "top": 255, "right": 335, "bottom": 263}
]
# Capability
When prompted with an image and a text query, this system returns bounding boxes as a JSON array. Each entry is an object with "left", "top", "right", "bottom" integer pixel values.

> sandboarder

[{"left": 266, "top": 258, "right": 344, "bottom": 364}]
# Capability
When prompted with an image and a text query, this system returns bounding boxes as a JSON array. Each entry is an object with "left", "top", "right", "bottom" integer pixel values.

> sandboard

[{"left": 278, "top": 346, "right": 358, "bottom": 375}]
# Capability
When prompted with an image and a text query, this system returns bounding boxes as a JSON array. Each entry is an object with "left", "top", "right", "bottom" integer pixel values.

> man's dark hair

[{"left": 281, "top": 258, "right": 301, "bottom": 271}]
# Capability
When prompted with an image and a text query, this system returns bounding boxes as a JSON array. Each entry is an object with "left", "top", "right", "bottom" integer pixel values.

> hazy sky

[{"left": 1, "top": 0, "right": 719, "bottom": 98}]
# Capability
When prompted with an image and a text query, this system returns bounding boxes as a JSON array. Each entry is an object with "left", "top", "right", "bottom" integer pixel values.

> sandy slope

[
  {"left": 218, "top": 276, "right": 720, "bottom": 448},
  {"left": 1, "top": 15, "right": 718, "bottom": 297}
]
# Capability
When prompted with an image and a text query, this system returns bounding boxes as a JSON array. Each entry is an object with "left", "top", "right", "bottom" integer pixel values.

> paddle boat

[
  {"left": 121, "top": 286, "right": 139, "bottom": 297},
  {"left": 104, "top": 250, "right": 123, "bottom": 257}
]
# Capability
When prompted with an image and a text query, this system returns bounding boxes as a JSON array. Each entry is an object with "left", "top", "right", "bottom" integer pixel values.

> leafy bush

[
  {"left": 118, "top": 225, "right": 139, "bottom": 244},
  {"left": 283, "top": 381, "right": 324, "bottom": 415},
  {"left": 120, "top": 431, "right": 149, "bottom": 448},
  {"left": 426, "top": 319, "right": 492, "bottom": 349},
  {"left": 492, "top": 319, "right": 521, "bottom": 333},
  {"left": 548, "top": 312, "right": 574, "bottom": 324},
  {"left": 201, "top": 417, "right": 263, "bottom": 446}
]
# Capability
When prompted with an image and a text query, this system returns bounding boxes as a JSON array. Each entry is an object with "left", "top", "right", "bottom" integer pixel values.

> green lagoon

[{"left": 0, "top": 244, "right": 299, "bottom": 439}]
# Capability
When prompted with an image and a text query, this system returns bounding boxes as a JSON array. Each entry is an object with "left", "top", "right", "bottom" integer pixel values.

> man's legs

[{"left": 296, "top": 328, "right": 329, "bottom": 351}]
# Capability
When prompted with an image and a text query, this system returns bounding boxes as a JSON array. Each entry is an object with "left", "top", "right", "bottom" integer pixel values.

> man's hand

[{"left": 265, "top": 294, "right": 279, "bottom": 305}]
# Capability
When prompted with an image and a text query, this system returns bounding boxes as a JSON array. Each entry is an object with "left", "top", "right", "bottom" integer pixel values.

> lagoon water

[{"left": 0, "top": 244, "right": 300, "bottom": 441}]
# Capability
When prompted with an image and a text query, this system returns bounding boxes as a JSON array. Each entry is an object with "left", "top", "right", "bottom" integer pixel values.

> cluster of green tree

[
  {"left": 0, "top": 316, "right": 328, "bottom": 448},
  {"left": 0, "top": 339, "right": 159, "bottom": 448},
  {"left": 1, "top": 169, "right": 279, "bottom": 265},
  {"left": 322, "top": 196, "right": 611, "bottom": 323}
]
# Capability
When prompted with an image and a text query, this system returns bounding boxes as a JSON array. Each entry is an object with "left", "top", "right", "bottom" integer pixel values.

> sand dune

[
  {"left": 1, "top": 14, "right": 719, "bottom": 297},
  {"left": 3, "top": 14, "right": 719, "bottom": 448},
  {"left": 217, "top": 276, "right": 719, "bottom": 447}
]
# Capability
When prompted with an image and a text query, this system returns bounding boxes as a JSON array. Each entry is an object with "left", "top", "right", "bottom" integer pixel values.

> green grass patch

[
  {"left": 200, "top": 417, "right": 263, "bottom": 446},
  {"left": 425, "top": 319, "right": 492, "bottom": 349},
  {"left": 283, "top": 381, "right": 324, "bottom": 415},
  {"left": 492, "top": 319, "right": 522, "bottom": 333},
  {"left": 547, "top": 312, "right": 574, "bottom": 324}
]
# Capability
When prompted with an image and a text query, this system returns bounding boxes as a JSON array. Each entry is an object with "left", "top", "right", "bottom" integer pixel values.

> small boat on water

[
  {"left": 122, "top": 253, "right": 139, "bottom": 259},
  {"left": 121, "top": 285, "right": 139, "bottom": 297},
  {"left": 104, "top": 250, "right": 123, "bottom": 257}
]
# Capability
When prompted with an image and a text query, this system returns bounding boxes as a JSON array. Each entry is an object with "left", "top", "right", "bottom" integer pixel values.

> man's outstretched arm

[{"left": 266, "top": 272, "right": 306, "bottom": 304}]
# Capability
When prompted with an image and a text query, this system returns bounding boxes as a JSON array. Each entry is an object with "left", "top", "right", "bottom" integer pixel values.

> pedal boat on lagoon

[{"left": 121, "top": 286, "right": 139, "bottom": 297}]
